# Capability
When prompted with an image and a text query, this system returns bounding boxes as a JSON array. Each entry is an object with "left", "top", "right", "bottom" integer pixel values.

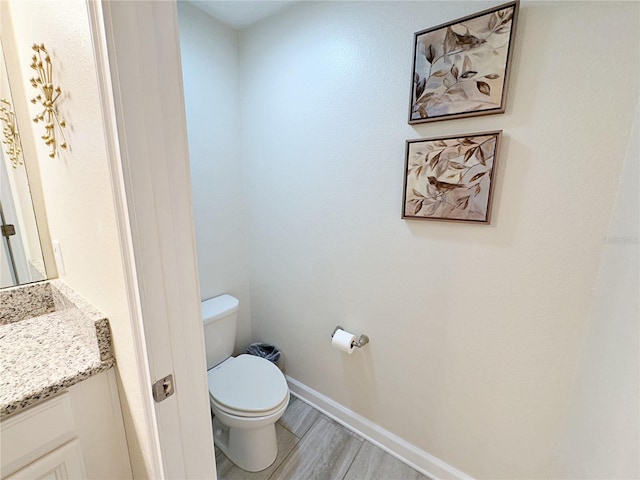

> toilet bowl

[
  {"left": 201, "top": 294, "right": 290, "bottom": 472},
  {"left": 207, "top": 355, "right": 290, "bottom": 472}
]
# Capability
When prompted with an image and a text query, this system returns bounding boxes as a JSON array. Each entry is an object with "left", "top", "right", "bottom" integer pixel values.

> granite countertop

[{"left": 0, "top": 280, "right": 115, "bottom": 418}]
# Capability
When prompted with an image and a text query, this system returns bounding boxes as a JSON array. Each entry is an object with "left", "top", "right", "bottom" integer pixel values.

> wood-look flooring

[{"left": 214, "top": 397, "right": 430, "bottom": 480}]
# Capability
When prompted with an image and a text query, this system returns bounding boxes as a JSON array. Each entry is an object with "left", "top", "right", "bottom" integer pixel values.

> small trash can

[{"left": 246, "top": 342, "right": 282, "bottom": 370}]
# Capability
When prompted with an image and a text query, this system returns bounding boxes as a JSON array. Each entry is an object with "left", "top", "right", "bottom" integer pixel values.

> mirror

[{"left": 0, "top": 38, "right": 47, "bottom": 288}]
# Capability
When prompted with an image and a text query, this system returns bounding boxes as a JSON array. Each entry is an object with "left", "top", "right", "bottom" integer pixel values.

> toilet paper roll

[{"left": 332, "top": 328, "right": 356, "bottom": 354}]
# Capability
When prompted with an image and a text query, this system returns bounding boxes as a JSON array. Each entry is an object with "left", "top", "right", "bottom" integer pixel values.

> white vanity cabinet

[
  {"left": 5, "top": 440, "right": 86, "bottom": 479},
  {"left": 1, "top": 370, "right": 132, "bottom": 479}
]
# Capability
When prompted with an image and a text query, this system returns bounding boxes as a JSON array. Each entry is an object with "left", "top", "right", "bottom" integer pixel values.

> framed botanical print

[
  {"left": 402, "top": 131, "right": 502, "bottom": 223},
  {"left": 408, "top": 1, "right": 519, "bottom": 124}
]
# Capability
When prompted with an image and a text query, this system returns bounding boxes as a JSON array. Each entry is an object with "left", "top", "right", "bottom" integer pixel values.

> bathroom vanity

[{"left": 0, "top": 280, "right": 131, "bottom": 479}]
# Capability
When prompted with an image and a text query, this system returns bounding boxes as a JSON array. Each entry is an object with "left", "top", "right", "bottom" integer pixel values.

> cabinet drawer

[{"left": 1, "top": 393, "right": 75, "bottom": 478}]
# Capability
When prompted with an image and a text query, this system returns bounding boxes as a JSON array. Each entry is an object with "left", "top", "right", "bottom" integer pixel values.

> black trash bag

[{"left": 246, "top": 343, "right": 281, "bottom": 365}]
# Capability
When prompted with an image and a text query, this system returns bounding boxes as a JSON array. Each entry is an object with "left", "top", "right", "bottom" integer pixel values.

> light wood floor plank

[
  {"left": 277, "top": 396, "right": 322, "bottom": 438},
  {"left": 269, "top": 416, "right": 363, "bottom": 480},
  {"left": 213, "top": 395, "right": 428, "bottom": 480},
  {"left": 343, "top": 441, "right": 430, "bottom": 480}
]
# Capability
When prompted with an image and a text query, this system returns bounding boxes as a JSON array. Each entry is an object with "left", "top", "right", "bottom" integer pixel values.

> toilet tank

[{"left": 202, "top": 294, "right": 239, "bottom": 370}]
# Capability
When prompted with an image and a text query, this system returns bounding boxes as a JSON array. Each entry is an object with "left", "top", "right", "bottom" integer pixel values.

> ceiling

[{"left": 189, "top": 1, "right": 298, "bottom": 29}]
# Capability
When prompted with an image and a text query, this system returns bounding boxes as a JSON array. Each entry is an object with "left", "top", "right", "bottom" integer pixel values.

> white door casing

[{"left": 87, "top": 1, "right": 216, "bottom": 478}]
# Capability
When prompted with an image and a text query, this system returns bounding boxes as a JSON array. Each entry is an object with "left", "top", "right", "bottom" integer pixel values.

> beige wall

[
  {"left": 3, "top": 1, "right": 154, "bottom": 477},
  {"left": 551, "top": 101, "right": 639, "bottom": 479},
  {"left": 178, "top": 2, "right": 253, "bottom": 352},
  {"left": 238, "top": 1, "right": 639, "bottom": 478}
]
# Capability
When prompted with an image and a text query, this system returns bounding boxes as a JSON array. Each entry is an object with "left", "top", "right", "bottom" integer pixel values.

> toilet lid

[{"left": 207, "top": 354, "right": 288, "bottom": 414}]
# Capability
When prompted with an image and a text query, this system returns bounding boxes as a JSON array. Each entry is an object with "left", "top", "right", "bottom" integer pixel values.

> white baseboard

[{"left": 285, "top": 376, "right": 474, "bottom": 480}]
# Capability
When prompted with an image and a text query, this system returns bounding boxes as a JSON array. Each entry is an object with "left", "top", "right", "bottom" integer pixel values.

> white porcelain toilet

[{"left": 202, "top": 294, "right": 290, "bottom": 472}]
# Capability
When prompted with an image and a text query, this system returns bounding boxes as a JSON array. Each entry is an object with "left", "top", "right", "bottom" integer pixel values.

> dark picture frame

[
  {"left": 402, "top": 131, "right": 502, "bottom": 223},
  {"left": 408, "top": 1, "right": 519, "bottom": 124}
]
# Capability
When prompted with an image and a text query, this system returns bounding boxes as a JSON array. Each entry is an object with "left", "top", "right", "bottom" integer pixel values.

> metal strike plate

[
  {"left": 1, "top": 224, "right": 16, "bottom": 237},
  {"left": 152, "top": 374, "right": 175, "bottom": 403}
]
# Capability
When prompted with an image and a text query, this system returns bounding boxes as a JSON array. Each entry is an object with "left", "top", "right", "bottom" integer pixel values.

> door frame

[{"left": 87, "top": 1, "right": 216, "bottom": 478}]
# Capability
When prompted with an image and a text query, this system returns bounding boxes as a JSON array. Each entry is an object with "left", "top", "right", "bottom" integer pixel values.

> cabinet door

[{"left": 6, "top": 440, "right": 86, "bottom": 480}]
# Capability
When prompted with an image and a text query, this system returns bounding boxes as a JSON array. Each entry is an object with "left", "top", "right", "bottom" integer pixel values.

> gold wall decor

[
  {"left": 29, "top": 43, "right": 68, "bottom": 158},
  {"left": 0, "top": 98, "right": 23, "bottom": 168}
]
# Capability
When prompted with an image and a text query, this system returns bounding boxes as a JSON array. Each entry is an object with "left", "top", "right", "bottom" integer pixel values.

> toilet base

[{"left": 212, "top": 415, "right": 278, "bottom": 472}]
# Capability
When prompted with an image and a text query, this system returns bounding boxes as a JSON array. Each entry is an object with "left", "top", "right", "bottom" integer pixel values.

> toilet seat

[
  {"left": 212, "top": 395, "right": 289, "bottom": 419},
  {"left": 207, "top": 354, "right": 288, "bottom": 418}
]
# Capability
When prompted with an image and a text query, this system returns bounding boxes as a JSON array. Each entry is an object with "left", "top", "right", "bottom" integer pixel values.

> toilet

[{"left": 202, "top": 294, "right": 290, "bottom": 472}]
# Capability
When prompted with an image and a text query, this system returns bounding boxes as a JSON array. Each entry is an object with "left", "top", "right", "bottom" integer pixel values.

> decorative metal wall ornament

[
  {"left": 0, "top": 98, "right": 23, "bottom": 168},
  {"left": 29, "top": 43, "right": 68, "bottom": 158}
]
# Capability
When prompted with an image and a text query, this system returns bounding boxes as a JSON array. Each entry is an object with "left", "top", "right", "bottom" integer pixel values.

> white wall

[
  {"left": 238, "top": 2, "right": 639, "bottom": 478},
  {"left": 551, "top": 101, "right": 639, "bottom": 479},
  {"left": 178, "top": 1, "right": 253, "bottom": 351},
  {"left": 3, "top": 1, "right": 155, "bottom": 477}
]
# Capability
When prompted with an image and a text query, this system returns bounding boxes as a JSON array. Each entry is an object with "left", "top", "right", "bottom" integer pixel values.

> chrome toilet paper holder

[{"left": 332, "top": 326, "right": 370, "bottom": 348}]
